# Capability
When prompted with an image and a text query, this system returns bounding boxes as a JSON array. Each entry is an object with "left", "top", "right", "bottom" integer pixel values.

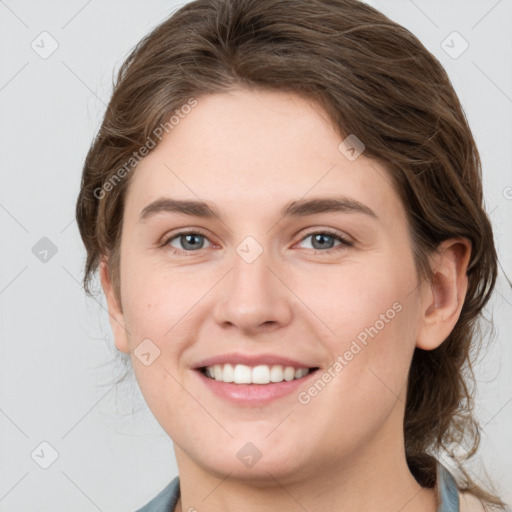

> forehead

[{"left": 124, "top": 89, "right": 404, "bottom": 224}]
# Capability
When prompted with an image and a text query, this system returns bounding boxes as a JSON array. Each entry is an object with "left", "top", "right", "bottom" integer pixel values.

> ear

[
  {"left": 99, "top": 258, "right": 130, "bottom": 354},
  {"left": 416, "top": 238, "right": 472, "bottom": 351}
]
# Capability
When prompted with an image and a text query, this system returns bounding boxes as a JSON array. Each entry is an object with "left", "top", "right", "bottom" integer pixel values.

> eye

[
  {"left": 160, "top": 229, "right": 353, "bottom": 255},
  {"left": 162, "top": 230, "right": 213, "bottom": 254},
  {"left": 296, "top": 230, "right": 353, "bottom": 253}
]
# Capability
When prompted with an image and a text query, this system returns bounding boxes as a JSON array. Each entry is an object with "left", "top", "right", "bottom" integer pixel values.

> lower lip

[{"left": 194, "top": 369, "right": 319, "bottom": 406}]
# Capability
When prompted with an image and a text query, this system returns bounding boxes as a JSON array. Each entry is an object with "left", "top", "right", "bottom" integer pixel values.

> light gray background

[{"left": 0, "top": 1, "right": 511, "bottom": 510}]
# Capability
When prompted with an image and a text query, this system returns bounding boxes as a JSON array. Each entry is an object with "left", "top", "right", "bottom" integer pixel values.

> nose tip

[{"left": 212, "top": 255, "right": 293, "bottom": 333}]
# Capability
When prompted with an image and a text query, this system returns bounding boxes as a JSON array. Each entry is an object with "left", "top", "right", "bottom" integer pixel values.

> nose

[{"left": 212, "top": 246, "right": 293, "bottom": 335}]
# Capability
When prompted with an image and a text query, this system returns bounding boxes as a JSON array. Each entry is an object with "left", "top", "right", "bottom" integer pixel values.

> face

[{"left": 105, "top": 88, "right": 431, "bottom": 484}]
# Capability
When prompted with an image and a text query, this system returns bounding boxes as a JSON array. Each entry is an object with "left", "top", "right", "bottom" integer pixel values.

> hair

[{"left": 75, "top": 0, "right": 506, "bottom": 508}]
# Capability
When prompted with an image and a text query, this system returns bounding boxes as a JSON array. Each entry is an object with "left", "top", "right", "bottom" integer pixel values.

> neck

[{"left": 173, "top": 420, "right": 438, "bottom": 512}]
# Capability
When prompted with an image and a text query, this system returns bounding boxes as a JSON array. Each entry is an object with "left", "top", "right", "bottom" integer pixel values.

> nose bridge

[{"left": 212, "top": 236, "right": 292, "bottom": 332}]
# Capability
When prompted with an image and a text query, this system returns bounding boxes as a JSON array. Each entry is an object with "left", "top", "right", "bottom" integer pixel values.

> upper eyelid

[{"left": 165, "top": 228, "right": 210, "bottom": 239}]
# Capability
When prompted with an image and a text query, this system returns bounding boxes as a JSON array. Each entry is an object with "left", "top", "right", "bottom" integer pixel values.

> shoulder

[
  {"left": 135, "top": 476, "right": 180, "bottom": 512},
  {"left": 459, "top": 492, "right": 486, "bottom": 512}
]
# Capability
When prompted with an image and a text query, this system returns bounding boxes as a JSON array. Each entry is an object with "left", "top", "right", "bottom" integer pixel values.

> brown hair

[{"left": 75, "top": 0, "right": 505, "bottom": 507}]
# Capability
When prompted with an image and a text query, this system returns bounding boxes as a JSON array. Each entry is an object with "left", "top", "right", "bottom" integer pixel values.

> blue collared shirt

[{"left": 136, "top": 460, "right": 460, "bottom": 512}]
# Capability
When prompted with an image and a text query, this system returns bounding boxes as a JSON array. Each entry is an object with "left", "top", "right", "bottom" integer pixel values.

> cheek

[
  {"left": 290, "top": 254, "right": 417, "bottom": 345},
  {"left": 119, "top": 260, "right": 203, "bottom": 392},
  {"left": 294, "top": 254, "right": 420, "bottom": 404},
  {"left": 120, "top": 254, "right": 185, "bottom": 338}
]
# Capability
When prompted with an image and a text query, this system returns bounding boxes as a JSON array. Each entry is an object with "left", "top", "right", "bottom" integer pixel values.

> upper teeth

[{"left": 204, "top": 364, "right": 311, "bottom": 384}]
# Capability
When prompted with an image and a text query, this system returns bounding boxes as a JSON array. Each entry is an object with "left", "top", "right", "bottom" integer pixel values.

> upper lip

[{"left": 192, "top": 352, "right": 319, "bottom": 370}]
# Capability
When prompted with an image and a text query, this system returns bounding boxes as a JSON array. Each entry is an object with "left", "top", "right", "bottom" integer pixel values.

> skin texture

[{"left": 100, "top": 89, "right": 471, "bottom": 511}]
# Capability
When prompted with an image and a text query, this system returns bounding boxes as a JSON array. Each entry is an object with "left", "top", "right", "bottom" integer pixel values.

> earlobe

[
  {"left": 99, "top": 258, "right": 130, "bottom": 354},
  {"left": 416, "top": 238, "right": 471, "bottom": 351}
]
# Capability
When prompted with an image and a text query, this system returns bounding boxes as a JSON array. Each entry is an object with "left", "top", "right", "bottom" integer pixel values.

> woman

[{"left": 75, "top": 0, "right": 508, "bottom": 510}]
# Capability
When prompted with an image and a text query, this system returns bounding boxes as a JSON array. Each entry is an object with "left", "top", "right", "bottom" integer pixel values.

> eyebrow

[{"left": 139, "top": 196, "right": 377, "bottom": 222}]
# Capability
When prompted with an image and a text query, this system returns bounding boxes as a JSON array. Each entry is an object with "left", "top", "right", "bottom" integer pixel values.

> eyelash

[{"left": 160, "top": 228, "right": 353, "bottom": 256}]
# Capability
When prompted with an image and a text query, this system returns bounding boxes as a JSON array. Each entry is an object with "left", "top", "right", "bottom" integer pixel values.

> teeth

[
  {"left": 203, "top": 364, "right": 312, "bottom": 384},
  {"left": 252, "top": 365, "right": 270, "bottom": 384}
]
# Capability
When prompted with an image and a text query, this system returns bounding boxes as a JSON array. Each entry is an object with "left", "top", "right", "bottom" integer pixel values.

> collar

[{"left": 436, "top": 461, "right": 460, "bottom": 511}]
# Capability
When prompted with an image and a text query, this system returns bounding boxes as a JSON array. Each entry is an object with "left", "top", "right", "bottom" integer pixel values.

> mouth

[{"left": 194, "top": 364, "right": 321, "bottom": 405}]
